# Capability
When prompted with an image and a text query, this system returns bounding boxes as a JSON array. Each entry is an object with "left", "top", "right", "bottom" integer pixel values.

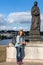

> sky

[{"left": 0, "top": 0, "right": 43, "bottom": 31}]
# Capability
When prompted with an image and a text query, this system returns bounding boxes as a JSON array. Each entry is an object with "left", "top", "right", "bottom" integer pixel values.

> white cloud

[
  {"left": 41, "top": 14, "right": 43, "bottom": 20},
  {"left": 7, "top": 12, "right": 31, "bottom": 23},
  {"left": 0, "top": 12, "right": 43, "bottom": 24},
  {"left": 0, "top": 25, "right": 11, "bottom": 30},
  {"left": 12, "top": 27, "right": 23, "bottom": 30},
  {"left": 0, "top": 26, "right": 6, "bottom": 30},
  {"left": 18, "top": 27, "right": 23, "bottom": 30},
  {"left": 12, "top": 27, "right": 17, "bottom": 30},
  {"left": 0, "top": 14, "right": 5, "bottom": 22},
  {"left": 12, "top": 26, "right": 26, "bottom": 31},
  {"left": 0, "top": 12, "right": 43, "bottom": 31}
]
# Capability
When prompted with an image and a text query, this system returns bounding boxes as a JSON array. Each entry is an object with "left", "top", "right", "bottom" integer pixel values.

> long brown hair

[{"left": 18, "top": 30, "right": 24, "bottom": 36}]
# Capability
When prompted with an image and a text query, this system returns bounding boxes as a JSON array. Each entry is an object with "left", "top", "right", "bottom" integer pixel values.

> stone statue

[
  {"left": 29, "top": 1, "right": 41, "bottom": 40},
  {"left": 31, "top": 1, "right": 40, "bottom": 31}
]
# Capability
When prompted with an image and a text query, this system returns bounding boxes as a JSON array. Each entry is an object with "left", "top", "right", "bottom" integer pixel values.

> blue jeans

[{"left": 16, "top": 47, "right": 23, "bottom": 62}]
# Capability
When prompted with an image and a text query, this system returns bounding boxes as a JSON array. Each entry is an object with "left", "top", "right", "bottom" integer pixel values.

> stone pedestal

[
  {"left": 29, "top": 30, "right": 41, "bottom": 41},
  {"left": 6, "top": 42, "right": 43, "bottom": 62}
]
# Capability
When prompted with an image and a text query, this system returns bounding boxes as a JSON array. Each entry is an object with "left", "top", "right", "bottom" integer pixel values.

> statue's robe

[{"left": 31, "top": 6, "right": 40, "bottom": 31}]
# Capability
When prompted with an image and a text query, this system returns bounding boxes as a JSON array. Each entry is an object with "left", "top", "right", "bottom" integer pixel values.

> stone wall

[
  {"left": 0, "top": 46, "right": 6, "bottom": 62},
  {"left": 6, "top": 42, "right": 43, "bottom": 62},
  {"left": 0, "top": 42, "right": 43, "bottom": 62}
]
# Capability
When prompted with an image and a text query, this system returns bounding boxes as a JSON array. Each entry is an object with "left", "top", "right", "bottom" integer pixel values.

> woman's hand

[{"left": 22, "top": 42, "right": 26, "bottom": 45}]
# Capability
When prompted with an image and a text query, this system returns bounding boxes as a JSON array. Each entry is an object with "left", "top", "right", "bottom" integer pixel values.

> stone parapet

[{"left": 6, "top": 42, "right": 43, "bottom": 62}]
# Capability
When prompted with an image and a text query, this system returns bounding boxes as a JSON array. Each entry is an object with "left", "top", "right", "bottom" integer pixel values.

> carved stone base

[
  {"left": 29, "top": 36, "right": 42, "bottom": 41},
  {"left": 29, "top": 30, "right": 40, "bottom": 35}
]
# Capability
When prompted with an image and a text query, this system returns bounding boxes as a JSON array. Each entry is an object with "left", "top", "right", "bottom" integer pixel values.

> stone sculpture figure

[
  {"left": 29, "top": 1, "right": 41, "bottom": 40},
  {"left": 31, "top": 1, "right": 40, "bottom": 31}
]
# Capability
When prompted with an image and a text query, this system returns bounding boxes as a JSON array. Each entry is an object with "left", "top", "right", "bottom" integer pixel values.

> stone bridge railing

[{"left": 1, "top": 42, "right": 43, "bottom": 62}]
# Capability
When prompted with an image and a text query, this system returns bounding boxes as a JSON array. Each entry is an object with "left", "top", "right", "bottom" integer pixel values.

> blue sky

[{"left": 0, "top": 0, "right": 43, "bottom": 31}]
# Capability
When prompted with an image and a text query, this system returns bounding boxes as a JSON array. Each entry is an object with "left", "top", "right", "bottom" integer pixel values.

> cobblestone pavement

[{"left": 0, "top": 62, "right": 43, "bottom": 65}]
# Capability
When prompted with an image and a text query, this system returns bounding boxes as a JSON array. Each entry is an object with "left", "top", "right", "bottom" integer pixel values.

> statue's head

[{"left": 34, "top": 1, "right": 38, "bottom": 6}]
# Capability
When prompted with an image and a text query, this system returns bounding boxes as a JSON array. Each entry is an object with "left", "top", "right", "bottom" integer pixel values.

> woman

[{"left": 15, "top": 30, "right": 26, "bottom": 65}]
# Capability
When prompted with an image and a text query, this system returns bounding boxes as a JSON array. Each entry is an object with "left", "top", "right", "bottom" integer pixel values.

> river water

[
  {"left": 0, "top": 36, "right": 43, "bottom": 46},
  {"left": 0, "top": 39, "right": 12, "bottom": 45}
]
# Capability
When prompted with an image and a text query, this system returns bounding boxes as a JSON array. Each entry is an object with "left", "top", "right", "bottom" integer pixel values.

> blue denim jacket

[{"left": 15, "top": 35, "right": 25, "bottom": 48}]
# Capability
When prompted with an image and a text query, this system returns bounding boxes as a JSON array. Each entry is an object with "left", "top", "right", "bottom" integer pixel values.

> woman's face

[{"left": 19, "top": 31, "right": 23, "bottom": 36}]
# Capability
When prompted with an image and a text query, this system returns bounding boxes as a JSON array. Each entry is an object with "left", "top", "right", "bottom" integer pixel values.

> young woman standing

[{"left": 15, "top": 30, "right": 26, "bottom": 65}]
